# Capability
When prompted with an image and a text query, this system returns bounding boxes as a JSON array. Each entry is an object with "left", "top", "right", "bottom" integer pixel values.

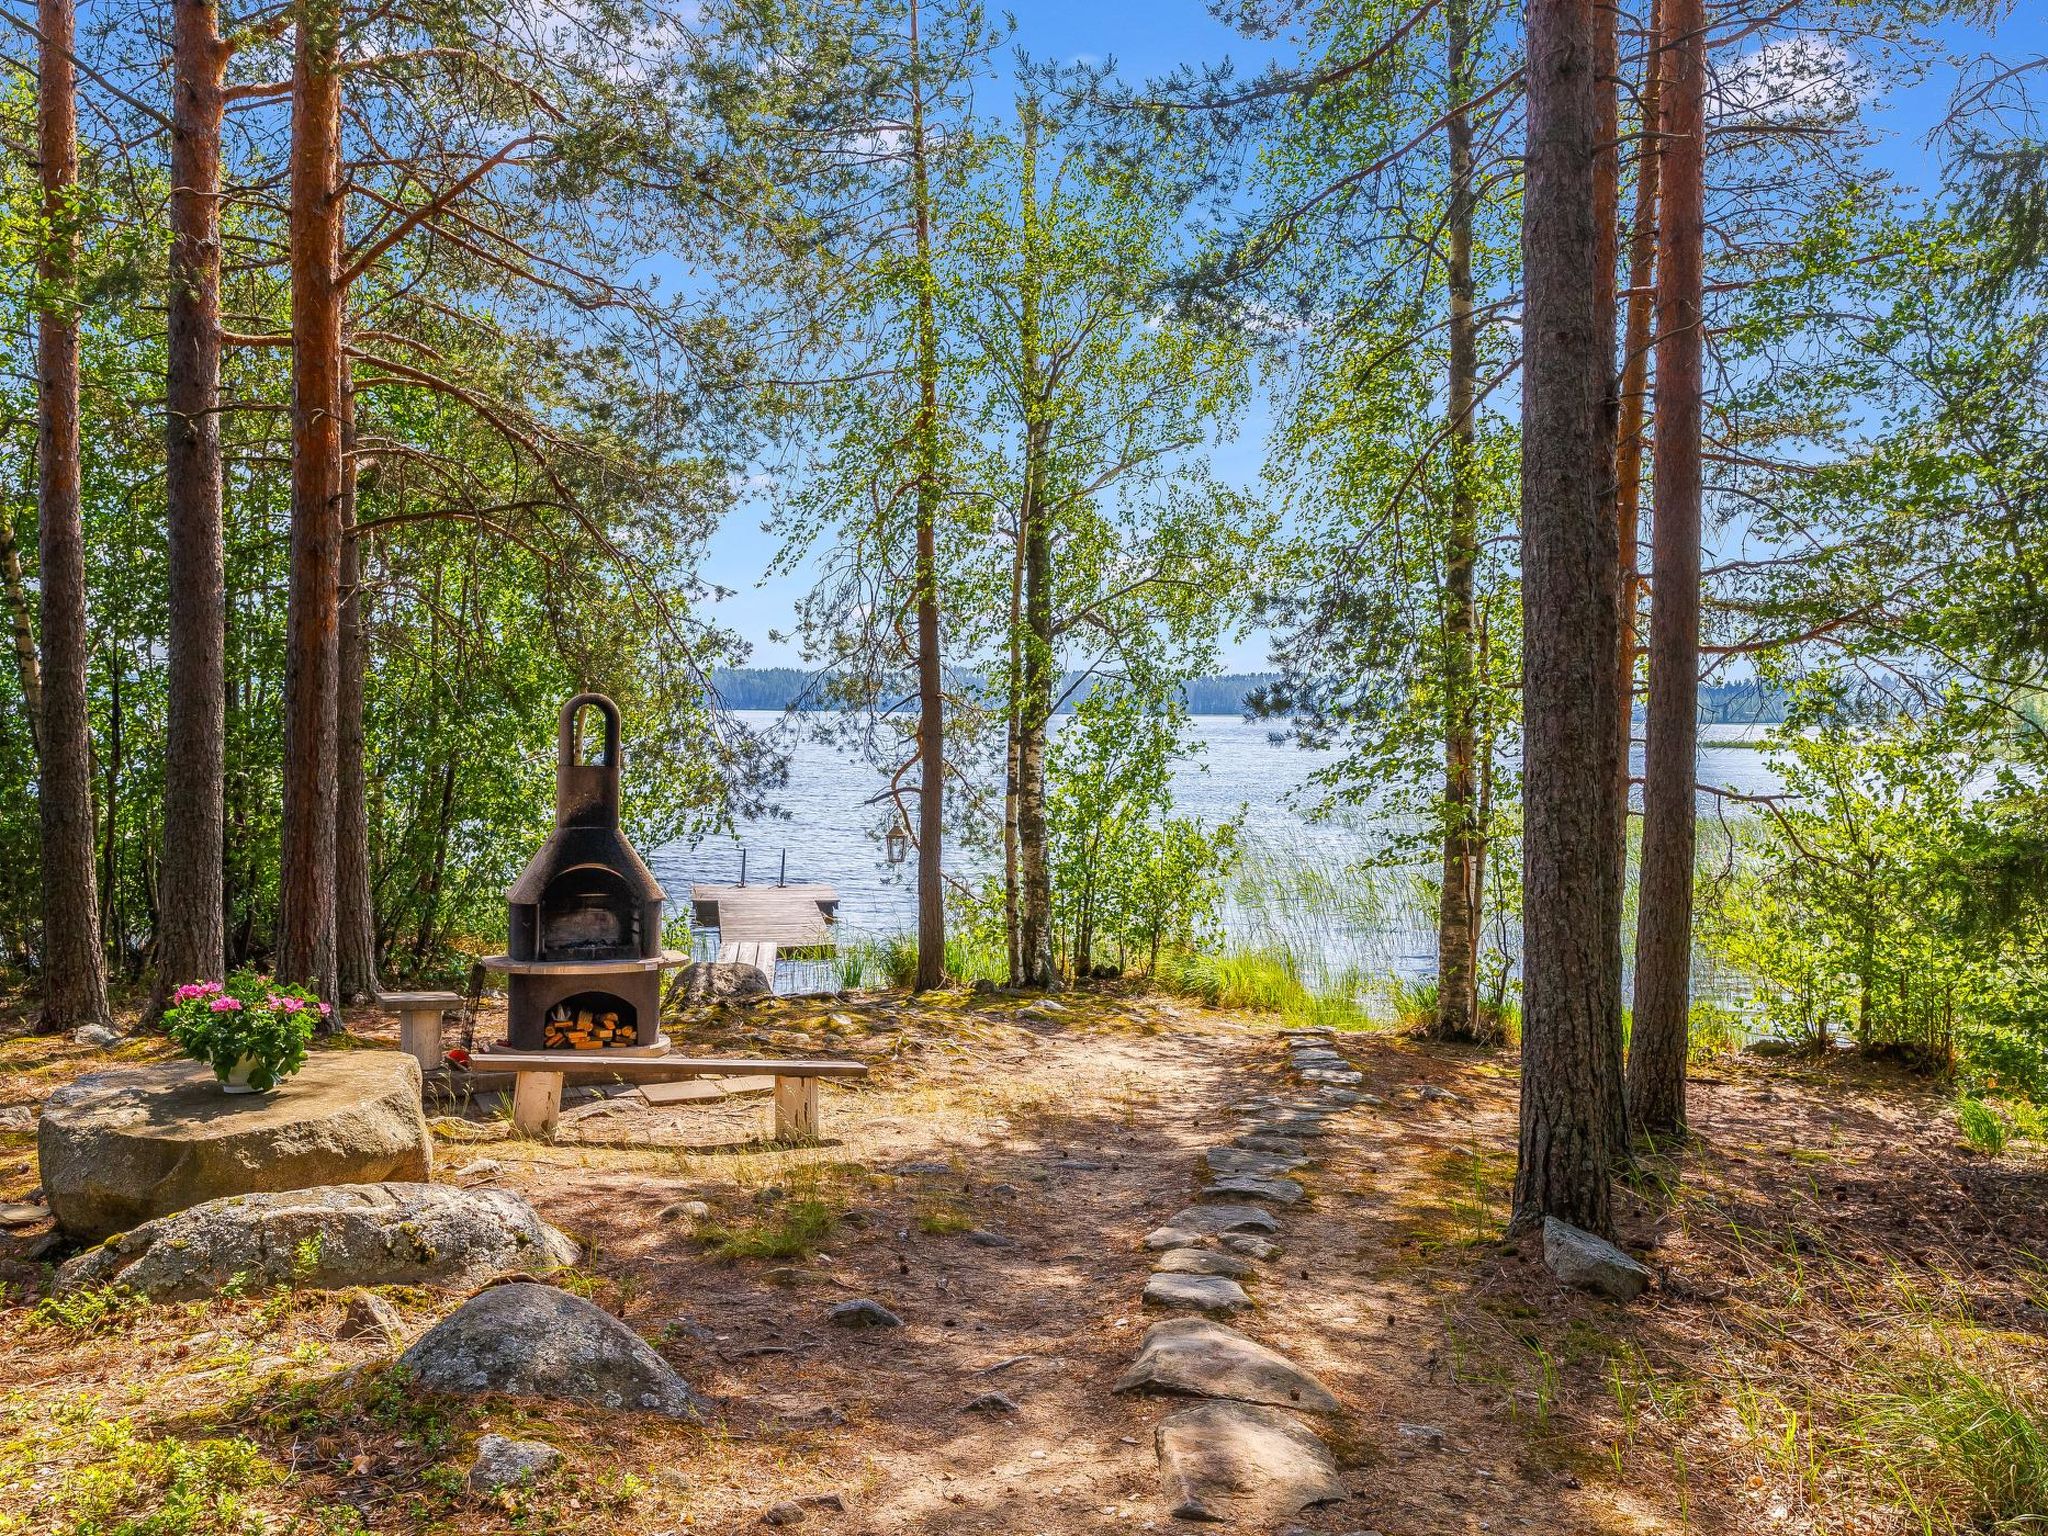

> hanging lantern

[{"left": 885, "top": 823, "right": 910, "bottom": 865}]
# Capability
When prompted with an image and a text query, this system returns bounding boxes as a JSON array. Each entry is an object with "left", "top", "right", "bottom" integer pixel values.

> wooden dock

[{"left": 691, "top": 883, "right": 838, "bottom": 947}]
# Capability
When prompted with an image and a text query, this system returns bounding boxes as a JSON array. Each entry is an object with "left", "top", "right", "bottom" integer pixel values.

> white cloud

[{"left": 1713, "top": 38, "right": 1866, "bottom": 127}]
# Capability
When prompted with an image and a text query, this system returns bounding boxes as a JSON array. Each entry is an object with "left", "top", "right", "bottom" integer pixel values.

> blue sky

[{"left": 697, "top": 1, "right": 2047, "bottom": 675}]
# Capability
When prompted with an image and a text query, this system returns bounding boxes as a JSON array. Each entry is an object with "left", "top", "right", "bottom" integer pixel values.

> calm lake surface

[{"left": 651, "top": 713, "right": 1785, "bottom": 992}]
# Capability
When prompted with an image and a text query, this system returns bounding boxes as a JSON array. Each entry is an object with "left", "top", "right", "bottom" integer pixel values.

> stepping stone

[
  {"left": 1543, "top": 1218, "right": 1652, "bottom": 1301},
  {"left": 1144, "top": 1225, "right": 1208, "bottom": 1251},
  {"left": 1249, "top": 1116, "right": 1330, "bottom": 1139},
  {"left": 829, "top": 1298, "right": 904, "bottom": 1328},
  {"left": 1144, "top": 1272, "right": 1252, "bottom": 1315},
  {"left": 1156, "top": 1401, "right": 1348, "bottom": 1524},
  {"left": 1278, "top": 1027, "right": 1334, "bottom": 1038},
  {"left": 1159, "top": 1203, "right": 1280, "bottom": 1238},
  {"left": 1290, "top": 1050, "right": 1344, "bottom": 1066},
  {"left": 1221, "top": 1233, "right": 1281, "bottom": 1260},
  {"left": 1317, "top": 1090, "right": 1361, "bottom": 1106},
  {"left": 1301, "top": 1069, "right": 1364, "bottom": 1087},
  {"left": 0, "top": 1201, "right": 49, "bottom": 1228},
  {"left": 1154, "top": 1247, "right": 1255, "bottom": 1278},
  {"left": 1202, "top": 1174, "right": 1303, "bottom": 1205},
  {"left": 1114, "top": 1317, "right": 1340, "bottom": 1412},
  {"left": 1233, "top": 1133, "right": 1308, "bottom": 1157},
  {"left": 1206, "top": 1146, "right": 1306, "bottom": 1177}
]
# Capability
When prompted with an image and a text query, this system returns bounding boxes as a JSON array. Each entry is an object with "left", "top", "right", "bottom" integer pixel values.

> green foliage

[
  {"left": 161, "top": 973, "right": 319, "bottom": 1092},
  {"left": 1955, "top": 1097, "right": 2010, "bottom": 1156},
  {"left": 28, "top": 1285, "right": 139, "bottom": 1337},
  {"left": 1848, "top": 1341, "right": 2048, "bottom": 1531},
  {"left": 12, "top": 1414, "right": 273, "bottom": 1536},
  {"left": 696, "top": 1198, "right": 839, "bottom": 1262}
]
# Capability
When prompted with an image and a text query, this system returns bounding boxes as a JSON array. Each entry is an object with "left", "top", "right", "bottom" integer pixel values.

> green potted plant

[{"left": 163, "top": 972, "right": 323, "bottom": 1093}]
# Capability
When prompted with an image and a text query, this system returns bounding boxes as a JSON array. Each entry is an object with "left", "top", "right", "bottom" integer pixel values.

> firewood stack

[{"left": 542, "top": 1003, "right": 629, "bottom": 1050}]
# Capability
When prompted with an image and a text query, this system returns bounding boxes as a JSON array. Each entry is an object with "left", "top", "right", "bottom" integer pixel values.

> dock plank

[{"left": 692, "top": 883, "right": 837, "bottom": 946}]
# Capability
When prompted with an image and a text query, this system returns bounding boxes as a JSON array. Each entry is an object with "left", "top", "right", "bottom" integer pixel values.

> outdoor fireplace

[{"left": 484, "top": 693, "right": 683, "bottom": 1054}]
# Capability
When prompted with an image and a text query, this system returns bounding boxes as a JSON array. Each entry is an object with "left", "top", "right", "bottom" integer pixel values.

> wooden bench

[
  {"left": 377, "top": 990, "right": 465, "bottom": 1078},
  {"left": 466, "top": 1052, "right": 869, "bottom": 1141}
]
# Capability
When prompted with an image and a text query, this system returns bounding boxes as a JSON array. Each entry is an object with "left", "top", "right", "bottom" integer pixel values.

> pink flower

[
  {"left": 175, "top": 980, "right": 225, "bottom": 1002},
  {"left": 317, "top": 1001, "right": 333, "bottom": 1017},
  {"left": 209, "top": 996, "right": 243, "bottom": 1013},
  {"left": 269, "top": 995, "right": 303, "bottom": 1014}
]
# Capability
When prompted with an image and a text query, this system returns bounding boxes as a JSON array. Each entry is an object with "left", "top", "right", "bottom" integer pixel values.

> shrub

[{"left": 163, "top": 970, "right": 322, "bottom": 1091}]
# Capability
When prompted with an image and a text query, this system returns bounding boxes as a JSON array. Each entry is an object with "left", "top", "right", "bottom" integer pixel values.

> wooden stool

[{"left": 377, "top": 991, "right": 464, "bottom": 1080}]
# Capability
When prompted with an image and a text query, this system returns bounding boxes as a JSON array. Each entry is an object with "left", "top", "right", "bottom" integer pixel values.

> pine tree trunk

[
  {"left": 1002, "top": 536, "right": 1023, "bottom": 985},
  {"left": 278, "top": 0, "right": 344, "bottom": 999},
  {"left": 336, "top": 348, "right": 379, "bottom": 1002},
  {"left": 907, "top": 0, "right": 946, "bottom": 993},
  {"left": 155, "top": 0, "right": 229, "bottom": 1009},
  {"left": 1512, "top": 0, "right": 1620, "bottom": 1236},
  {"left": 1432, "top": 0, "right": 1485, "bottom": 1043},
  {"left": 34, "top": 0, "right": 111, "bottom": 1035},
  {"left": 1626, "top": 0, "right": 1706, "bottom": 1139},
  {"left": 0, "top": 498, "right": 42, "bottom": 756}
]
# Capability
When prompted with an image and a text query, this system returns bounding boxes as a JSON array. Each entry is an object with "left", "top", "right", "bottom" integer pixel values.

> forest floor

[{"left": 0, "top": 984, "right": 2043, "bottom": 1535}]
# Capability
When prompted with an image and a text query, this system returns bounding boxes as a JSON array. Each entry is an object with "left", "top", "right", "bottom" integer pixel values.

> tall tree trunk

[
  {"left": 100, "top": 657, "right": 121, "bottom": 965},
  {"left": 335, "top": 348, "right": 379, "bottom": 1001},
  {"left": 1002, "top": 536, "right": 1023, "bottom": 985},
  {"left": 1013, "top": 101, "right": 1059, "bottom": 991},
  {"left": 1432, "top": 0, "right": 1485, "bottom": 1043},
  {"left": 1512, "top": 0, "right": 1620, "bottom": 1236},
  {"left": 0, "top": 497, "right": 42, "bottom": 755},
  {"left": 1626, "top": 0, "right": 1706, "bottom": 1139},
  {"left": 278, "top": 0, "right": 344, "bottom": 999},
  {"left": 155, "top": 0, "right": 229, "bottom": 1008},
  {"left": 907, "top": 0, "right": 946, "bottom": 993},
  {"left": 34, "top": 0, "right": 111, "bottom": 1035}
]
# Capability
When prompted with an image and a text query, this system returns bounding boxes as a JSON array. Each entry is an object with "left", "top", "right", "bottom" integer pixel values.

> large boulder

[
  {"left": 39, "top": 1054, "right": 431, "bottom": 1242},
  {"left": 57, "top": 1183, "right": 578, "bottom": 1300},
  {"left": 400, "top": 1282, "right": 706, "bottom": 1418},
  {"left": 674, "top": 961, "right": 772, "bottom": 1005},
  {"left": 1155, "top": 1402, "right": 1347, "bottom": 1524}
]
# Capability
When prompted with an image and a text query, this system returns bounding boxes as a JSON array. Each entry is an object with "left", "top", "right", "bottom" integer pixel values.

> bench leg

[
  {"left": 512, "top": 1072, "right": 565, "bottom": 1139},
  {"left": 773, "top": 1076, "right": 820, "bottom": 1142},
  {"left": 398, "top": 1009, "right": 442, "bottom": 1079}
]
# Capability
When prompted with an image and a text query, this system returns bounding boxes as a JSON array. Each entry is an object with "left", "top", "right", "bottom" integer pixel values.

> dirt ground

[{"left": 1, "top": 987, "right": 2042, "bottom": 1535}]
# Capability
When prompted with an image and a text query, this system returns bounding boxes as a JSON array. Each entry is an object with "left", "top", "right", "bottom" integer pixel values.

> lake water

[{"left": 650, "top": 712, "right": 1785, "bottom": 996}]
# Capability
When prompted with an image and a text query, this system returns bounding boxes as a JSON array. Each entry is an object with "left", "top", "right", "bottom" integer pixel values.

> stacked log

[{"left": 542, "top": 1004, "right": 630, "bottom": 1050}]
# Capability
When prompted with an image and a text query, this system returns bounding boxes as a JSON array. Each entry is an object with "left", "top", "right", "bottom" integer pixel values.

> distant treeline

[
  {"left": 712, "top": 669, "right": 1282, "bottom": 716},
  {"left": 713, "top": 669, "right": 1788, "bottom": 723}
]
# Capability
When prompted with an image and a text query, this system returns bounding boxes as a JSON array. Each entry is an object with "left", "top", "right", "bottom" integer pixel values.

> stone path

[{"left": 1116, "top": 1023, "right": 1371, "bottom": 1527}]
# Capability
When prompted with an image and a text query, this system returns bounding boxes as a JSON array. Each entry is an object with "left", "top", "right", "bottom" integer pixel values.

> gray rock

[
  {"left": 400, "top": 1282, "right": 705, "bottom": 1418},
  {"left": 1278, "top": 1027, "right": 1335, "bottom": 1038},
  {"left": 1318, "top": 1090, "right": 1362, "bottom": 1106},
  {"left": 828, "top": 1298, "right": 902, "bottom": 1328},
  {"left": 965, "top": 1228, "right": 1015, "bottom": 1248},
  {"left": 658, "top": 1200, "right": 713, "bottom": 1223},
  {"left": 1154, "top": 1247, "right": 1255, "bottom": 1278},
  {"left": 452, "top": 1158, "right": 505, "bottom": 1181},
  {"left": 57, "top": 1182, "right": 578, "bottom": 1300},
  {"left": 1416, "top": 1085, "right": 1461, "bottom": 1104},
  {"left": 1300, "top": 1069, "right": 1364, "bottom": 1087},
  {"left": 1201, "top": 1174, "right": 1304, "bottom": 1206},
  {"left": 1233, "top": 1133, "right": 1308, "bottom": 1157},
  {"left": 71, "top": 1024, "right": 121, "bottom": 1049},
  {"left": 1114, "top": 1318, "right": 1340, "bottom": 1413},
  {"left": 467, "top": 1434, "right": 561, "bottom": 1493},
  {"left": 1155, "top": 1401, "right": 1347, "bottom": 1524},
  {"left": 1146, "top": 1212, "right": 1269, "bottom": 1253},
  {"left": 338, "top": 1288, "right": 407, "bottom": 1348},
  {"left": 1143, "top": 1272, "right": 1252, "bottom": 1315},
  {"left": 1542, "top": 1218, "right": 1652, "bottom": 1301},
  {"left": 763, "top": 1501, "right": 805, "bottom": 1525},
  {"left": 0, "top": 1105, "right": 35, "bottom": 1132},
  {"left": 1248, "top": 1115, "right": 1330, "bottom": 1139},
  {"left": 1143, "top": 1226, "right": 1207, "bottom": 1251},
  {"left": 1206, "top": 1146, "right": 1307, "bottom": 1177},
  {"left": 1220, "top": 1233, "right": 1281, "bottom": 1261},
  {"left": 676, "top": 960, "right": 773, "bottom": 1004},
  {"left": 39, "top": 1055, "right": 432, "bottom": 1242},
  {"left": 1396, "top": 1422, "right": 1447, "bottom": 1449},
  {"left": 962, "top": 1390, "right": 1019, "bottom": 1414}
]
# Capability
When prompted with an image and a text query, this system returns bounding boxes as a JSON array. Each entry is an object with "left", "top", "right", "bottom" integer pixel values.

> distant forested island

[{"left": 712, "top": 669, "right": 1787, "bottom": 723}]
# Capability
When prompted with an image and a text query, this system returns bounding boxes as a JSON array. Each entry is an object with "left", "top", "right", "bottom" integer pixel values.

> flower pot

[{"left": 218, "top": 1055, "right": 263, "bottom": 1094}]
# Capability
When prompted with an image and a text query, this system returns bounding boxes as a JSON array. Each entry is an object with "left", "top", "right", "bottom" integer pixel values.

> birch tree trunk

[
  {"left": 1627, "top": 0, "right": 1707, "bottom": 1138},
  {"left": 278, "top": 0, "right": 344, "bottom": 999},
  {"left": 34, "top": 0, "right": 111, "bottom": 1034},
  {"left": 156, "top": 0, "right": 230, "bottom": 1006},
  {"left": 1512, "top": 0, "right": 1620, "bottom": 1235}
]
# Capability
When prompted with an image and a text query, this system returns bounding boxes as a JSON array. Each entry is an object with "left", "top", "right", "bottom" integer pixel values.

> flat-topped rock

[
  {"left": 58, "top": 1183, "right": 577, "bottom": 1300},
  {"left": 1143, "top": 1204, "right": 1279, "bottom": 1249},
  {"left": 1156, "top": 1402, "right": 1347, "bottom": 1524},
  {"left": 39, "top": 1054, "right": 431, "bottom": 1241},
  {"left": 1206, "top": 1146, "right": 1307, "bottom": 1177},
  {"left": 1115, "top": 1318, "right": 1340, "bottom": 1413},
  {"left": 1543, "top": 1217, "right": 1653, "bottom": 1301},
  {"left": 1202, "top": 1174, "right": 1304, "bottom": 1205},
  {"left": 1155, "top": 1247, "right": 1256, "bottom": 1278},
  {"left": 1143, "top": 1272, "right": 1252, "bottom": 1315}
]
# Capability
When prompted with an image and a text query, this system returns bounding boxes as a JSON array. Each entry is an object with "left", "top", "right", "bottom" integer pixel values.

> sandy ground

[{"left": 1, "top": 988, "right": 2041, "bottom": 1535}]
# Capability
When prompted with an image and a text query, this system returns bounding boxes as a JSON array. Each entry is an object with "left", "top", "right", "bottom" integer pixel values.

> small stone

[
  {"left": 1115, "top": 1318, "right": 1339, "bottom": 1412},
  {"left": 71, "top": 1024, "right": 121, "bottom": 1048},
  {"left": 1542, "top": 1218, "right": 1652, "bottom": 1301},
  {"left": 1201, "top": 1175, "right": 1304, "bottom": 1206},
  {"left": 452, "top": 1158, "right": 504, "bottom": 1180},
  {"left": 659, "top": 1200, "right": 713, "bottom": 1223},
  {"left": 337, "top": 1288, "right": 406, "bottom": 1348},
  {"left": 1397, "top": 1422, "right": 1447, "bottom": 1449},
  {"left": 965, "top": 1229, "right": 1014, "bottom": 1248},
  {"left": 1143, "top": 1273, "right": 1252, "bottom": 1315},
  {"left": 829, "top": 1298, "right": 902, "bottom": 1329},
  {"left": 896, "top": 1161, "right": 951, "bottom": 1175},
  {"left": 0, "top": 1105, "right": 34, "bottom": 1132},
  {"left": 0, "top": 1201, "right": 49, "bottom": 1228},
  {"left": 963, "top": 1391, "right": 1019, "bottom": 1414},
  {"left": 1220, "top": 1233, "right": 1281, "bottom": 1260},
  {"left": 763, "top": 1501, "right": 806, "bottom": 1526},
  {"left": 1154, "top": 1247, "right": 1255, "bottom": 1278},
  {"left": 1417, "top": 1085, "right": 1461, "bottom": 1104},
  {"left": 467, "top": 1434, "right": 561, "bottom": 1494},
  {"left": 1143, "top": 1227, "right": 1206, "bottom": 1251}
]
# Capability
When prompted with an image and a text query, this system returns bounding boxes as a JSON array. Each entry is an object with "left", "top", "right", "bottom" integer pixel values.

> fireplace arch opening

[{"left": 540, "top": 866, "right": 640, "bottom": 961}]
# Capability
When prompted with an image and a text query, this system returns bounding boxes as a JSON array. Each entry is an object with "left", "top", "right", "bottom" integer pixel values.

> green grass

[
  {"left": 0, "top": 1409, "right": 276, "bottom": 1536},
  {"left": 1956, "top": 1097, "right": 2010, "bottom": 1156},
  {"left": 697, "top": 1197, "right": 838, "bottom": 1261},
  {"left": 1157, "top": 947, "right": 1377, "bottom": 1029},
  {"left": 1849, "top": 1343, "right": 2048, "bottom": 1531}
]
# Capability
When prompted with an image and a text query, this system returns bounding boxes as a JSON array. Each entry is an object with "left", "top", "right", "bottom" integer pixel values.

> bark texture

[
  {"left": 156, "top": 0, "right": 230, "bottom": 1005},
  {"left": 278, "top": 0, "right": 344, "bottom": 998},
  {"left": 1513, "top": 0, "right": 1620, "bottom": 1236},
  {"left": 336, "top": 348, "right": 379, "bottom": 1001},
  {"left": 1627, "top": 0, "right": 1707, "bottom": 1139},
  {"left": 1431, "top": 0, "right": 1488, "bottom": 1042},
  {"left": 34, "top": 0, "right": 111, "bottom": 1034}
]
